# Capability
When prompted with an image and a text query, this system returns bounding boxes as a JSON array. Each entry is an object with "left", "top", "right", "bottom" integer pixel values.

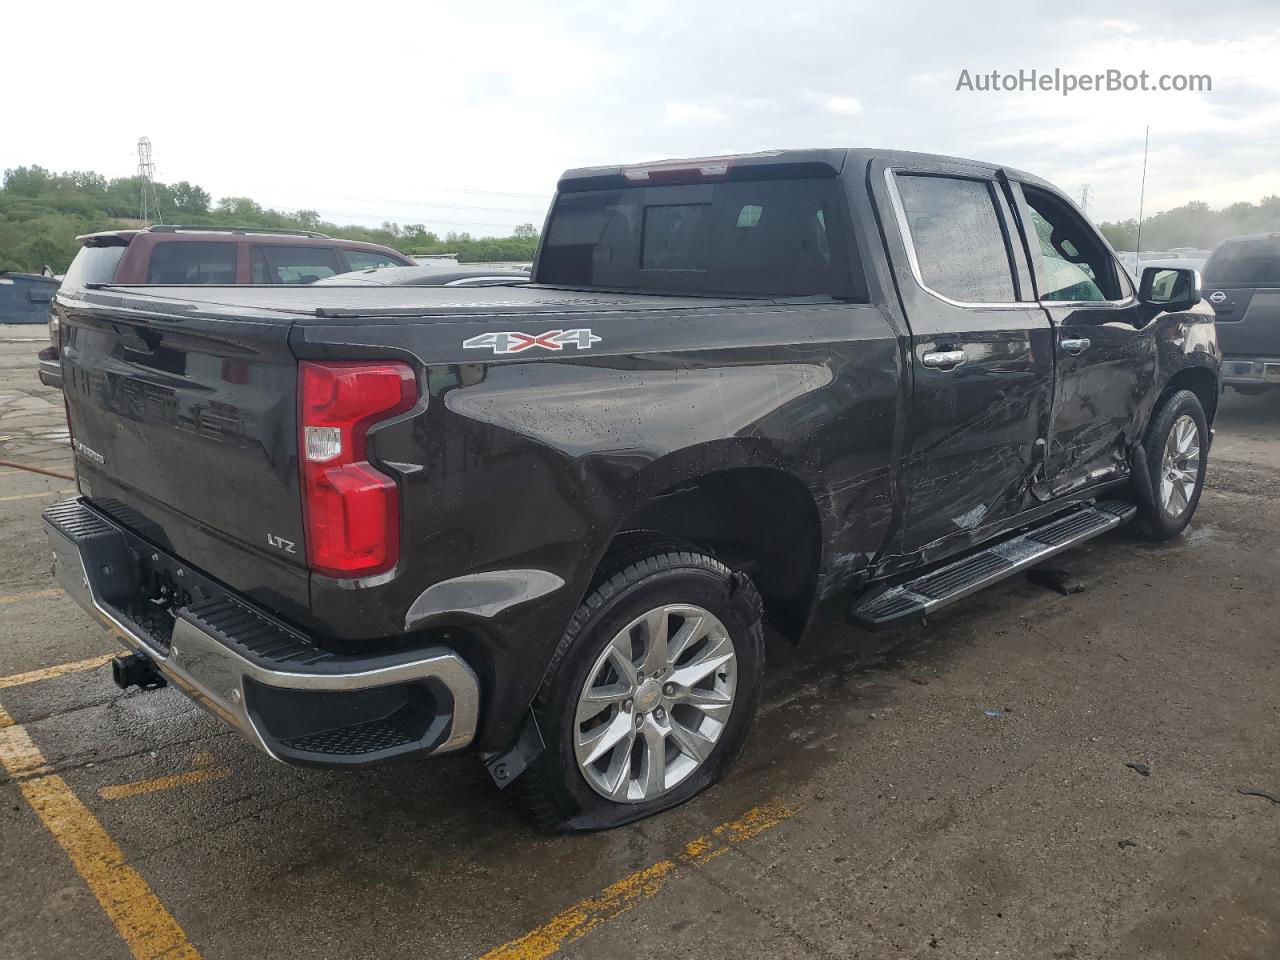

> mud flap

[
  {"left": 482, "top": 709, "right": 546, "bottom": 789},
  {"left": 1130, "top": 442, "right": 1156, "bottom": 515}
]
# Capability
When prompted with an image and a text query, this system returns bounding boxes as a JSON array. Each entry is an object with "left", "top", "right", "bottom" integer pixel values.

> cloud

[
  {"left": 3, "top": 0, "right": 1277, "bottom": 231},
  {"left": 825, "top": 97, "right": 864, "bottom": 114},
  {"left": 663, "top": 102, "right": 730, "bottom": 125}
]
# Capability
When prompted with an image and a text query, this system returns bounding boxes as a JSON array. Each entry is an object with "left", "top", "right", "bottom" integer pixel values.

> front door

[
  {"left": 875, "top": 161, "right": 1054, "bottom": 557},
  {"left": 1010, "top": 183, "right": 1153, "bottom": 496}
]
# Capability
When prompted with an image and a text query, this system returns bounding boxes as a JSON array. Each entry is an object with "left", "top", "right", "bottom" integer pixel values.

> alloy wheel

[
  {"left": 1160, "top": 413, "right": 1201, "bottom": 518},
  {"left": 573, "top": 604, "right": 737, "bottom": 803}
]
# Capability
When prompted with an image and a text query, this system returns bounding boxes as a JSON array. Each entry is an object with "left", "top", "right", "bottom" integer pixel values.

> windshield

[
  {"left": 536, "top": 177, "right": 856, "bottom": 298},
  {"left": 1203, "top": 237, "right": 1280, "bottom": 286}
]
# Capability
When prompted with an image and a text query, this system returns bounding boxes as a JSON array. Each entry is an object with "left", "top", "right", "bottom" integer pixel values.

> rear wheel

[
  {"left": 516, "top": 545, "right": 764, "bottom": 832},
  {"left": 1134, "top": 389, "right": 1208, "bottom": 540}
]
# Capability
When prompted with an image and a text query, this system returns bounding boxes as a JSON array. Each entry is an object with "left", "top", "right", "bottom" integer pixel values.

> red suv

[{"left": 38, "top": 226, "right": 412, "bottom": 387}]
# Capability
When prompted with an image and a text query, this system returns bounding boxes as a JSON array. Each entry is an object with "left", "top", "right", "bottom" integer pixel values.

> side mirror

[{"left": 1139, "top": 266, "right": 1202, "bottom": 310}]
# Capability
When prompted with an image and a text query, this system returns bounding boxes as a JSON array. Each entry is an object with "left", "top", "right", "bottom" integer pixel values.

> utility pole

[{"left": 137, "top": 137, "right": 163, "bottom": 225}]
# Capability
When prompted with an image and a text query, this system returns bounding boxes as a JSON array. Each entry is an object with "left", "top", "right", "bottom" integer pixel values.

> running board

[{"left": 848, "top": 500, "right": 1138, "bottom": 630}]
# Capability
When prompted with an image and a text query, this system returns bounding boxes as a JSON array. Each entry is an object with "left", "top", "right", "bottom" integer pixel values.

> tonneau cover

[{"left": 77, "top": 283, "right": 757, "bottom": 321}]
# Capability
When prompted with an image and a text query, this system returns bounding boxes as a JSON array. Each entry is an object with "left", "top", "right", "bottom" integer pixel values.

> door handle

[
  {"left": 921, "top": 349, "right": 966, "bottom": 369},
  {"left": 1060, "top": 337, "right": 1091, "bottom": 356}
]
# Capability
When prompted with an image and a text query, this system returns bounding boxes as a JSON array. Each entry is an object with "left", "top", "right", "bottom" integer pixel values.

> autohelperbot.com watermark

[{"left": 956, "top": 68, "right": 1211, "bottom": 96}]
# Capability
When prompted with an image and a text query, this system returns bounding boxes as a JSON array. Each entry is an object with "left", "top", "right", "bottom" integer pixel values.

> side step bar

[{"left": 848, "top": 499, "right": 1138, "bottom": 630}]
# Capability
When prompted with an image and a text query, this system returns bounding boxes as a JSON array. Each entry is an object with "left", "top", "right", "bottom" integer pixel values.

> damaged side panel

[{"left": 290, "top": 299, "right": 902, "bottom": 746}]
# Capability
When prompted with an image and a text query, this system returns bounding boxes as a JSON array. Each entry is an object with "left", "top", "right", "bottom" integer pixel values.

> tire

[
  {"left": 1133, "top": 389, "right": 1208, "bottom": 541},
  {"left": 1231, "top": 384, "right": 1271, "bottom": 397},
  {"left": 515, "top": 544, "right": 765, "bottom": 832}
]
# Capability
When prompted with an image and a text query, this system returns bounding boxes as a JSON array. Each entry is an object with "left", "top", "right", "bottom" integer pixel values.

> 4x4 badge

[{"left": 463, "top": 329, "right": 602, "bottom": 355}]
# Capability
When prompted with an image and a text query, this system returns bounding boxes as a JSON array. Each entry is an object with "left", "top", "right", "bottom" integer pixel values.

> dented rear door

[{"left": 874, "top": 159, "right": 1053, "bottom": 556}]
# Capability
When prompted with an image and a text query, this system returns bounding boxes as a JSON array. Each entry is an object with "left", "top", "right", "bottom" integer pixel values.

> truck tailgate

[
  {"left": 1213, "top": 287, "right": 1280, "bottom": 357},
  {"left": 59, "top": 295, "right": 308, "bottom": 614}
]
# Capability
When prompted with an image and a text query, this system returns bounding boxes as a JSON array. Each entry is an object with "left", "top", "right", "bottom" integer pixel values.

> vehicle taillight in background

[{"left": 298, "top": 361, "right": 416, "bottom": 577}]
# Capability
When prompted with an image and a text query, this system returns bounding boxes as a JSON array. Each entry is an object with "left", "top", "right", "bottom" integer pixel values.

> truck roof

[{"left": 558, "top": 147, "right": 1055, "bottom": 193}]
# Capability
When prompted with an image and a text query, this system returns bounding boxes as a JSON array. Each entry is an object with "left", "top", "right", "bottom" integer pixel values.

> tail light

[{"left": 298, "top": 361, "right": 416, "bottom": 577}]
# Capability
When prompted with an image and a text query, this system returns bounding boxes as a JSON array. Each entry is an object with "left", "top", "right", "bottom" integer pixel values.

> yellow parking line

[
  {"left": 100, "top": 765, "right": 231, "bottom": 801},
  {"left": 0, "top": 586, "right": 63, "bottom": 606},
  {"left": 0, "top": 653, "right": 113, "bottom": 692},
  {"left": 0, "top": 703, "right": 202, "bottom": 959},
  {"left": 478, "top": 802, "right": 794, "bottom": 960},
  {"left": 0, "top": 489, "right": 76, "bottom": 502}
]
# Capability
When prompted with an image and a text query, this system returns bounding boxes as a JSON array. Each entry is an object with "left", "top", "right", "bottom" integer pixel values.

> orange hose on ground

[{"left": 0, "top": 459, "right": 75, "bottom": 482}]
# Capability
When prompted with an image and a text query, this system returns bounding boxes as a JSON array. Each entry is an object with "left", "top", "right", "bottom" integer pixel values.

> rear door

[
  {"left": 1202, "top": 235, "right": 1280, "bottom": 366},
  {"left": 874, "top": 159, "right": 1053, "bottom": 555},
  {"left": 1009, "top": 182, "right": 1151, "bottom": 495}
]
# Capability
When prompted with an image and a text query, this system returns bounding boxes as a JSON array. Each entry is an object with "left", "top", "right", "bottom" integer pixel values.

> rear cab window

[
  {"left": 536, "top": 176, "right": 856, "bottom": 298},
  {"left": 1204, "top": 237, "right": 1280, "bottom": 286},
  {"left": 145, "top": 242, "right": 238, "bottom": 284},
  {"left": 252, "top": 245, "right": 342, "bottom": 284}
]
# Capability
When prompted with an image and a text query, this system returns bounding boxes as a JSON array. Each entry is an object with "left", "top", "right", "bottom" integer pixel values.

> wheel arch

[
  {"left": 1162, "top": 364, "right": 1220, "bottom": 425},
  {"left": 608, "top": 463, "right": 825, "bottom": 640}
]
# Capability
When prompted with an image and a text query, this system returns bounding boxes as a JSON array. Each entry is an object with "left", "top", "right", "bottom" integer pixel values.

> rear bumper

[
  {"left": 37, "top": 347, "right": 62, "bottom": 389},
  {"left": 43, "top": 499, "right": 480, "bottom": 768},
  {"left": 1222, "top": 357, "right": 1280, "bottom": 386}
]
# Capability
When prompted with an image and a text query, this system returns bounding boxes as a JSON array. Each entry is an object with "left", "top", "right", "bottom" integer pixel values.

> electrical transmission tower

[
  {"left": 1079, "top": 183, "right": 1091, "bottom": 215},
  {"left": 137, "top": 137, "right": 163, "bottom": 225}
]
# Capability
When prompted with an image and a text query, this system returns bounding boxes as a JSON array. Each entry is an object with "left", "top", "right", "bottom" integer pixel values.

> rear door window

[
  {"left": 145, "top": 242, "right": 237, "bottom": 284},
  {"left": 1203, "top": 238, "right": 1280, "bottom": 286},
  {"left": 252, "top": 245, "right": 341, "bottom": 284},
  {"left": 343, "top": 248, "right": 405, "bottom": 271},
  {"left": 894, "top": 174, "right": 1016, "bottom": 303}
]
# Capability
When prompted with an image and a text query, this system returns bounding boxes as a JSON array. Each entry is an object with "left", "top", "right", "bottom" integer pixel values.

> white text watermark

[{"left": 956, "top": 68, "right": 1211, "bottom": 96}]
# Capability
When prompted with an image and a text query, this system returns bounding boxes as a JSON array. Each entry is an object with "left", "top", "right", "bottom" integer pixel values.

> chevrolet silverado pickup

[{"left": 43, "top": 149, "right": 1220, "bottom": 831}]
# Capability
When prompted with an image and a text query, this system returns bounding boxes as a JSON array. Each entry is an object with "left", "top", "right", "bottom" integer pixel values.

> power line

[
  {"left": 256, "top": 191, "right": 548, "bottom": 216},
  {"left": 285, "top": 207, "right": 535, "bottom": 230}
]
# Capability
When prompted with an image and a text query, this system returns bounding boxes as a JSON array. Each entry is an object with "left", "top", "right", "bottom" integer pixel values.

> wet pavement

[{"left": 1, "top": 333, "right": 1277, "bottom": 960}]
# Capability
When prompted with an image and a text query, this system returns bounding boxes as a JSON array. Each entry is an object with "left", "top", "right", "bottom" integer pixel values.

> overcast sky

[{"left": 4, "top": 0, "right": 1277, "bottom": 235}]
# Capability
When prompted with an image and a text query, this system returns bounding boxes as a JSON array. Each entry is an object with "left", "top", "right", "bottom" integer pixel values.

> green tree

[
  {"left": 171, "top": 182, "right": 211, "bottom": 215},
  {"left": 1, "top": 165, "right": 543, "bottom": 272}
]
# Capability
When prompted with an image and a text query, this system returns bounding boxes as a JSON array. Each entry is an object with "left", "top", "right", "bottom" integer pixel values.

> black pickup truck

[{"left": 43, "top": 149, "right": 1219, "bottom": 830}]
